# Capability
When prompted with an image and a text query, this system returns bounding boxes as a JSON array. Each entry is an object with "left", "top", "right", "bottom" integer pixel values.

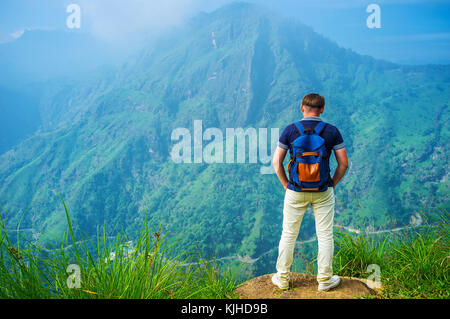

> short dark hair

[{"left": 302, "top": 93, "right": 325, "bottom": 109}]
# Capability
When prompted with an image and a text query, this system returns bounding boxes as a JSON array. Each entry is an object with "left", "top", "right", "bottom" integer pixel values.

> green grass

[
  {"left": 333, "top": 212, "right": 449, "bottom": 299},
  {"left": 1, "top": 198, "right": 448, "bottom": 299},
  {"left": 0, "top": 199, "right": 240, "bottom": 299}
]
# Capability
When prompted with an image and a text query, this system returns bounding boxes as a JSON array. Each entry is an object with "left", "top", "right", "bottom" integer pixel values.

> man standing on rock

[{"left": 272, "top": 93, "right": 348, "bottom": 291}]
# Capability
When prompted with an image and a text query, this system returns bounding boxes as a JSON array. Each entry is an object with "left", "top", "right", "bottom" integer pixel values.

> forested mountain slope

[{"left": 0, "top": 3, "right": 448, "bottom": 275}]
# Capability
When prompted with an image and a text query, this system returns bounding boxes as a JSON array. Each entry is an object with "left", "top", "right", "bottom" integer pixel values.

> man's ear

[
  {"left": 300, "top": 104, "right": 304, "bottom": 113},
  {"left": 320, "top": 106, "right": 325, "bottom": 114}
]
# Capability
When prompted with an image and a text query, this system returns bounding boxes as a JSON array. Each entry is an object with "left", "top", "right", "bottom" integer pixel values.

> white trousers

[{"left": 276, "top": 187, "right": 335, "bottom": 284}]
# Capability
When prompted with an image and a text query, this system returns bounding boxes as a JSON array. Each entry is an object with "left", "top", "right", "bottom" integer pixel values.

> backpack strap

[
  {"left": 296, "top": 120, "right": 327, "bottom": 135},
  {"left": 313, "top": 121, "right": 327, "bottom": 135},
  {"left": 293, "top": 121, "right": 304, "bottom": 135},
  {"left": 314, "top": 121, "right": 330, "bottom": 158}
]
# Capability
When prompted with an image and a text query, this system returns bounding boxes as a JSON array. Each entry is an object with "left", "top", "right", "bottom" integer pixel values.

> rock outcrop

[{"left": 235, "top": 273, "right": 377, "bottom": 299}]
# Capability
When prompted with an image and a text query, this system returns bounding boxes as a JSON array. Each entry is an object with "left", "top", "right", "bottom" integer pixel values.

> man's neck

[{"left": 302, "top": 114, "right": 321, "bottom": 118}]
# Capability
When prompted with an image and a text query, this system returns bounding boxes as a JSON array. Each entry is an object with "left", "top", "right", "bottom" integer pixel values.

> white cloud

[
  {"left": 10, "top": 29, "right": 25, "bottom": 40},
  {"left": 0, "top": 27, "right": 53, "bottom": 44},
  {"left": 373, "top": 32, "right": 450, "bottom": 42},
  {"left": 283, "top": 0, "right": 450, "bottom": 9},
  {"left": 77, "top": 0, "right": 228, "bottom": 41}
]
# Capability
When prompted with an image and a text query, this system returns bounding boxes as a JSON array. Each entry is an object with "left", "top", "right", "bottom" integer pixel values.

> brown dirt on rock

[{"left": 235, "top": 273, "right": 377, "bottom": 299}]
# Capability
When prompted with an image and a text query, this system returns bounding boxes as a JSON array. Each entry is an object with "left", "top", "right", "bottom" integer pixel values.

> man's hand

[
  {"left": 332, "top": 147, "right": 348, "bottom": 188},
  {"left": 272, "top": 146, "right": 289, "bottom": 190}
]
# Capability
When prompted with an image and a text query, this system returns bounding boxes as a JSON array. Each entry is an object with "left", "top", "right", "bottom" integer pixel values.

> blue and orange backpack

[{"left": 287, "top": 121, "right": 331, "bottom": 192}]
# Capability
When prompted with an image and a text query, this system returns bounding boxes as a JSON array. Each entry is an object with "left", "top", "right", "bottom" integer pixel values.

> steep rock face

[{"left": 0, "top": 3, "right": 448, "bottom": 276}]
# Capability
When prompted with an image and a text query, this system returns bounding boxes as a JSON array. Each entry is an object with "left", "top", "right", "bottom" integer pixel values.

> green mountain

[{"left": 0, "top": 3, "right": 449, "bottom": 276}]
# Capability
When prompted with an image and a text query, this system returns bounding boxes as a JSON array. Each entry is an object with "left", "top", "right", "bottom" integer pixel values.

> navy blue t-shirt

[{"left": 278, "top": 116, "right": 344, "bottom": 191}]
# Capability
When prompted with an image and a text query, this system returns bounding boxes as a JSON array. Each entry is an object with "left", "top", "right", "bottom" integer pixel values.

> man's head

[{"left": 301, "top": 93, "right": 325, "bottom": 116}]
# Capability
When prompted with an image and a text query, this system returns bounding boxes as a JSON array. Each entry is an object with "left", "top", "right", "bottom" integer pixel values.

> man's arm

[
  {"left": 332, "top": 147, "right": 349, "bottom": 188},
  {"left": 272, "top": 146, "right": 289, "bottom": 190}
]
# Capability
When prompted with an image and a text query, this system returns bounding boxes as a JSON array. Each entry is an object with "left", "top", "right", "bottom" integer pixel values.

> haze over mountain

[
  {"left": 0, "top": 30, "right": 122, "bottom": 87},
  {"left": 0, "top": 2, "right": 448, "bottom": 277},
  {"left": 0, "top": 28, "right": 142, "bottom": 154}
]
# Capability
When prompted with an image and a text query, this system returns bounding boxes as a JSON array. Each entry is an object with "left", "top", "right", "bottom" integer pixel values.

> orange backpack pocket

[{"left": 297, "top": 162, "right": 320, "bottom": 182}]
